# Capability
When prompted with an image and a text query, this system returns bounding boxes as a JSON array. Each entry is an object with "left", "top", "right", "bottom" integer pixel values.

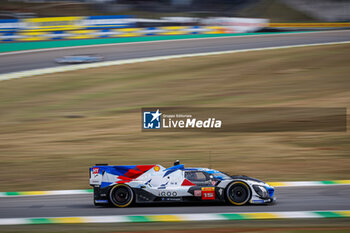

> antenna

[{"left": 209, "top": 151, "right": 212, "bottom": 169}]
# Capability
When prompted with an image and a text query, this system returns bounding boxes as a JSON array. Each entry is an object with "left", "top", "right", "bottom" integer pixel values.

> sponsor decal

[
  {"left": 154, "top": 165, "right": 160, "bottom": 172},
  {"left": 95, "top": 199, "right": 108, "bottom": 203},
  {"left": 93, "top": 168, "right": 99, "bottom": 174},
  {"left": 194, "top": 190, "right": 202, "bottom": 197},
  {"left": 251, "top": 200, "right": 265, "bottom": 203},
  {"left": 159, "top": 191, "right": 177, "bottom": 197},
  {"left": 161, "top": 197, "right": 182, "bottom": 201},
  {"left": 202, "top": 187, "right": 215, "bottom": 200},
  {"left": 202, "top": 187, "right": 215, "bottom": 191},
  {"left": 218, "top": 188, "right": 223, "bottom": 196}
]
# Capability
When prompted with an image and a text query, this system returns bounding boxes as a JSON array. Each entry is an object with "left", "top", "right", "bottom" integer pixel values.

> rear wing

[
  {"left": 89, "top": 164, "right": 108, "bottom": 187},
  {"left": 89, "top": 164, "right": 164, "bottom": 187}
]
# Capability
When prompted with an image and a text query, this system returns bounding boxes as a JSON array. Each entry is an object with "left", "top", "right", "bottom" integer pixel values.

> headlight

[{"left": 253, "top": 185, "right": 268, "bottom": 199}]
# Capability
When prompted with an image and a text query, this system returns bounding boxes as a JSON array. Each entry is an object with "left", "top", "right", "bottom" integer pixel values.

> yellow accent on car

[
  {"left": 154, "top": 165, "right": 160, "bottom": 172},
  {"left": 201, "top": 187, "right": 215, "bottom": 191}
]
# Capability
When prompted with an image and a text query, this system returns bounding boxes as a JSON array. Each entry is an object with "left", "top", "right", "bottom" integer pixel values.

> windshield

[{"left": 210, "top": 172, "right": 231, "bottom": 180}]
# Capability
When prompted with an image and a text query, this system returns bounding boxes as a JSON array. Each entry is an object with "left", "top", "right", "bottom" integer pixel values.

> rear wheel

[
  {"left": 226, "top": 181, "right": 251, "bottom": 205},
  {"left": 109, "top": 184, "right": 134, "bottom": 207}
]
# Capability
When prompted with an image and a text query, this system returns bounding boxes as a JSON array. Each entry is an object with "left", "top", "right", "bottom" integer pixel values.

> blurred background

[
  {"left": 0, "top": 0, "right": 350, "bottom": 232},
  {"left": 1, "top": 0, "right": 350, "bottom": 43},
  {"left": 1, "top": 0, "right": 350, "bottom": 22},
  {"left": 0, "top": 0, "right": 349, "bottom": 191}
]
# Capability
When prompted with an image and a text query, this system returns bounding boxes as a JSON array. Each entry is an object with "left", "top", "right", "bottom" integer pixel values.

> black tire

[
  {"left": 109, "top": 184, "right": 134, "bottom": 208},
  {"left": 226, "top": 181, "right": 251, "bottom": 206}
]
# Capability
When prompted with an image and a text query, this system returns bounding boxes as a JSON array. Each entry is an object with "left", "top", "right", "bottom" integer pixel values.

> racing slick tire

[
  {"left": 226, "top": 181, "right": 251, "bottom": 206},
  {"left": 109, "top": 184, "right": 134, "bottom": 208}
]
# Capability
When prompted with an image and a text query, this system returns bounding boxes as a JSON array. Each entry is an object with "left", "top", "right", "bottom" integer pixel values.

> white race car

[
  {"left": 55, "top": 55, "right": 103, "bottom": 64},
  {"left": 89, "top": 161, "right": 275, "bottom": 207}
]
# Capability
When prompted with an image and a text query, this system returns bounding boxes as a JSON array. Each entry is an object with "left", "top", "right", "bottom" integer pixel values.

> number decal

[{"left": 201, "top": 187, "right": 215, "bottom": 200}]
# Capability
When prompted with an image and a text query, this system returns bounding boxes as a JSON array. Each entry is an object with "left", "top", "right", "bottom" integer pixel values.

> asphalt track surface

[
  {"left": 1, "top": 186, "right": 350, "bottom": 218},
  {"left": 0, "top": 30, "right": 350, "bottom": 75}
]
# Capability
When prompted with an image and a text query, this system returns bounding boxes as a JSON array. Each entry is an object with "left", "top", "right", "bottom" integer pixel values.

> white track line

[
  {"left": 0, "top": 40, "right": 349, "bottom": 82},
  {"left": 0, "top": 30, "right": 349, "bottom": 56}
]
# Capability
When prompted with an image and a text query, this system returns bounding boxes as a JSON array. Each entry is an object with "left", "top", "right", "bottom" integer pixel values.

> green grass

[{"left": 0, "top": 44, "right": 349, "bottom": 191}]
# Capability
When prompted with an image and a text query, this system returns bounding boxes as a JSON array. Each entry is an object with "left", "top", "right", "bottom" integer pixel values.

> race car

[
  {"left": 89, "top": 161, "right": 275, "bottom": 207},
  {"left": 55, "top": 55, "right": 103, "bottom": 64}
]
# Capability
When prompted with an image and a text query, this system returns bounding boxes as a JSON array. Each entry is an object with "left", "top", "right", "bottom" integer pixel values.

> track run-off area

[
  {"left": 0, "top": 30, "right": 350, "bottom": 225},
  {"left": 0, "top": 184, "right": 350, "bottom": 224}
]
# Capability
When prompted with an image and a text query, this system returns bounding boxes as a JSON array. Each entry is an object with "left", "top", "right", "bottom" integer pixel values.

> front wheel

[
  {"left": 109, "top": 184, "right": 134, "bottom": 208},
  {"left": 226, "top": 181, "right": 251, "bottom": 205}
]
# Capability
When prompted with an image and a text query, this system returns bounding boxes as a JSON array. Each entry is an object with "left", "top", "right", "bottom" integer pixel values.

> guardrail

[
  {"left": 1, "top": 17, "right": 349, "bottom": 43},
  {"left": 0, "top": 15, "right": 135, "bottom": 32}
]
